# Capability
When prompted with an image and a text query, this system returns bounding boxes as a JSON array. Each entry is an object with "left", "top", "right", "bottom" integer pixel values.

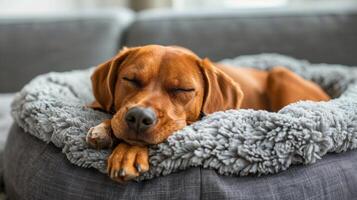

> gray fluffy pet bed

[{"left": 11, "top": 54, "right": 357, "bottom": 181}]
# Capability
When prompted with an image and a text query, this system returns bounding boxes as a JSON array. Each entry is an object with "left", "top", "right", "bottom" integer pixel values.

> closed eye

[
  {"left": 171, "top": 88, "right": 195, "bottom": 93},
  {"left": 122, "top": 77, "right": 141, "bottom": 87}
]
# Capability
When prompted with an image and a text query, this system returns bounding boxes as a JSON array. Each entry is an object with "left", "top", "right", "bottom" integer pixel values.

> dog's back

[{"left": 217, "top": 64, "right": 330, "bottom": 111}]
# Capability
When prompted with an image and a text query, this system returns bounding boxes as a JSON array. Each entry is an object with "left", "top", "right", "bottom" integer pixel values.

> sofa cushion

[
  {"left": 124, "top": 6, "right": 357, "bottom": 65},
  {"left": 0, "top": 9, "right": 134, "bottom": 92}
]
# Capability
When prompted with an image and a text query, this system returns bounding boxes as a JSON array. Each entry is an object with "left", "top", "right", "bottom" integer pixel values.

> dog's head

[{"left": 90, "top": 45, "right": 243, "bottom": 145}]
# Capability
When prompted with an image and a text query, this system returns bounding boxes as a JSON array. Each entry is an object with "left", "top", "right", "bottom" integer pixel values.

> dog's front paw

[
  {"left": 107, "top": 143, "right": 149, "bottom": 182},
  {"left": 86, "top": 123, "right": 113, "bottom": 149}
]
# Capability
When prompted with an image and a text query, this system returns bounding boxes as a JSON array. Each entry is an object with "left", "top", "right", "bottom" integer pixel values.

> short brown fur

[{"left": 86, "top": 45, "right": 330, "bottom": 182}]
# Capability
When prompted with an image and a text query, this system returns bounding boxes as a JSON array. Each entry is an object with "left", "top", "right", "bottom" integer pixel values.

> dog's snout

[{"left": 125, "top": 107, "right": 157, "bottom": 133}]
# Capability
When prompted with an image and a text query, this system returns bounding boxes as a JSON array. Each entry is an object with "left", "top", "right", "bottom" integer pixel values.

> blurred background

[
  {"left": 1, "top": 0, "right": 357, "bottom": 90},
  {"left": 1, "top": 0, "right": 357, "bottom": 14}
]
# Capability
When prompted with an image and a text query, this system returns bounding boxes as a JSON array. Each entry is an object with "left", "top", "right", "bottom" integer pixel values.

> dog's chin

[
  {"left": 112, "top": 122, "right": 178, "bottom": 146},
  {"left": 122, "top": 138, "right": 150, "bottom": 146}
]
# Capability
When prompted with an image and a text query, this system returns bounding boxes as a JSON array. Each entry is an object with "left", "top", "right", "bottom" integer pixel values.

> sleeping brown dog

[{"left": 86, "top": 45, "right": 329, "bottom": 182}]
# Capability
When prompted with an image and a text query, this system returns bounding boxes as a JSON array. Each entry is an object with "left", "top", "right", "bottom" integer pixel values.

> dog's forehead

[
  {"left": 121, "top": 45, "right": 201, "bottom": 85},
  {"left": 159, "top": 50, "right": 200, "bottom": 78},
  {"left": 122, "top": 46, "right": 201, "bottom": 79}
]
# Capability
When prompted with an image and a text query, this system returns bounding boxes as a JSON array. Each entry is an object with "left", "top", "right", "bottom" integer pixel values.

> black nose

[{"left": 125, "top": 107, "right": 157, "bottom": 133}]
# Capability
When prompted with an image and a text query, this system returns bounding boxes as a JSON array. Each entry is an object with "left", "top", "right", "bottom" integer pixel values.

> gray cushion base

[
  {"left": 10, "top": 54, "right": 357, "bottom": 180},
  {"left": 4, "top": 124, "right": 357, "bottom": 200}
]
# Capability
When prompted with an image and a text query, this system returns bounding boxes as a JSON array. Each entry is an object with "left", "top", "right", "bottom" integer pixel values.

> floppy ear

[
  {"left": 200, "top": 58, "right": 244, "bottom": 115},
  {"left": 89, "top": 48, "right": 131, "bottom": 113}
]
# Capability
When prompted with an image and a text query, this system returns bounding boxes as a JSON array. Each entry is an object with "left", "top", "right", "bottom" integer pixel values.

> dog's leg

[
  {"left": 107, "top": 143, "right": 149, "bottom": 182},
  {"left": 86, "top": 119, "right": 114, "bottom": 149},
  {"left": 267, "top": 66, "right": 330, "bottom": 112}
]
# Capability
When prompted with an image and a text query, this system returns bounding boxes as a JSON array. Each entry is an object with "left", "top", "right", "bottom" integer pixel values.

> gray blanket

[{"left": 11, "top": 54, "right": 357, "bottom": 181}]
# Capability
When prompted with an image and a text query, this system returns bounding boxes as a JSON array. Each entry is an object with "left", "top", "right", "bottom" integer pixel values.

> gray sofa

[{"left": 1, "top": 5, "right": 357, "bottom": 200}]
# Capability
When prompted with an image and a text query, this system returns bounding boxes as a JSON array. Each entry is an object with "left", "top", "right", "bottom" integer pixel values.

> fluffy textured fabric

[{"left": 11, "top": 54, "right": 357, "bottom": 181}]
